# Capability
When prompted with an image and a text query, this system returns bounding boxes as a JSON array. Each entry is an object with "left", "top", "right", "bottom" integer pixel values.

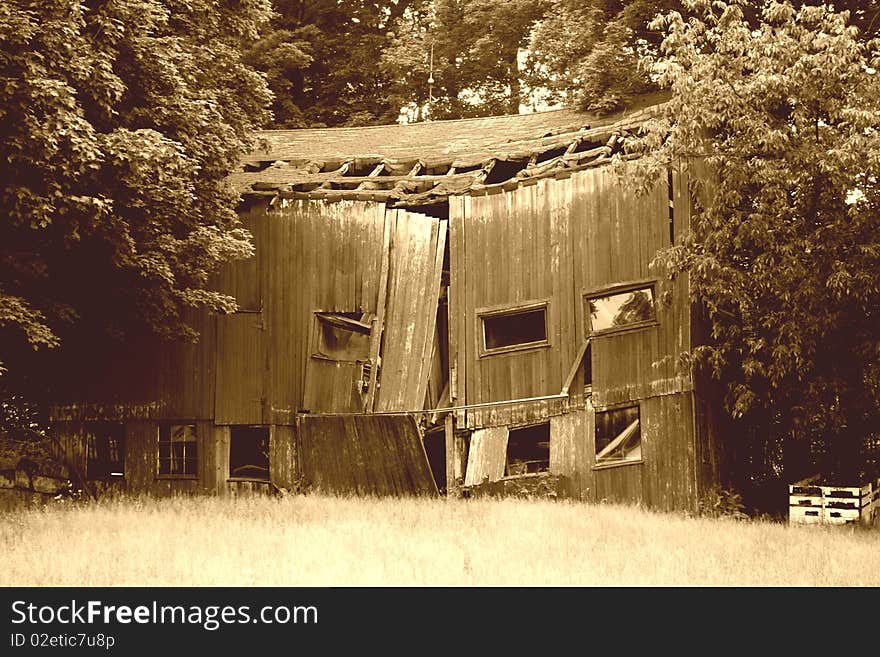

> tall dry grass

[{"left": 1, "top": 494, "right": 878, "bottom": 586}]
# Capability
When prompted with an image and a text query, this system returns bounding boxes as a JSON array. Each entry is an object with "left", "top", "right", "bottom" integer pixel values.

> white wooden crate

[{"left": 789, "top": 476, "right": 878, "bottom": 526}]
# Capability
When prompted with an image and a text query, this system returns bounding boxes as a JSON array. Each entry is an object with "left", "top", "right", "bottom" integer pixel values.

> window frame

[
  {"left": 309, "top": 310, "right": 374, "bottom": 364},
  {"left": 592, "top": 403, "right": 643, "bottom": 471},
  {"left": 476, "top": 299, "right": 552, "bottom": 358},
  {"left": 228, "top": 425, "right": 271, "bottom": 483},
  {"left": 157, "top": 422, "right": 199, "bottom": 480},
  {"left": 583, "top": 280, "right": 659, "bottom": 338}
]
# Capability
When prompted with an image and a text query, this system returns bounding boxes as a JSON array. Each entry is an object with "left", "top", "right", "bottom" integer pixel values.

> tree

[
  {"left": 0, "top": 1, "right": 273, "bottom": 393},
  {"left": 382, "top": 0, "right": 547, "bottom": 120},
  {"left": 249, "top": 0, "right": 417, "bottom": 127},
  {"left": 627, "top": 0, "right": 880, "bottom": 483},
  {"left": 527, "top": 1, "right": 682, "bottom": 114}
]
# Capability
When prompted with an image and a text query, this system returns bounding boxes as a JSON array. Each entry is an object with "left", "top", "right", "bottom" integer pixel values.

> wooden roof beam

[
  {"left": 474, "top": 159, "right": 497, "bottom": 185},
  {"left": 319, "top": 160, "right": 352, "bottom": 188},
  {"left": 355, "top": 162, "right": 387, "bottom": 190}
]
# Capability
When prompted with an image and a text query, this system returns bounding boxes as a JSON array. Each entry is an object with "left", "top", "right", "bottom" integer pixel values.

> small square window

[
  {"left": 312, "top": 312, "right": 372, "bottom": 362},
  {"left": 158, "top": 424, "right": 198, "bottom": 477},
  {"left": 86, "top": 422, "right": 124, "bottom": 479},
  {"left": 506, "top": 423, "right": 550, "bottom": 476},
  {"left": 229, "top": 426, "right": 270, "bottom": 481},
  {"left": 479, "top": 302, "right": 550, "bottom": 355},
  {"left": 586, "top": 285, "right": 656, "bottom": 335},
  {"left": 595, "top": 405, "right": 641, "bottom": 466}
]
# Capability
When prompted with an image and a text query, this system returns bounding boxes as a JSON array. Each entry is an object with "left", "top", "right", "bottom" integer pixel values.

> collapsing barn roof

[{"left": 229, "top": 92, "right": 669, "bottom": 207}]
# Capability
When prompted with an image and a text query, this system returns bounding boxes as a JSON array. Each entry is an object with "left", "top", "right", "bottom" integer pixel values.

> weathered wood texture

[
  {"left": 463, "top": 426, "right": 509, "bottom": 486},
  {"left": 375, "top": 213, "right": 447, "bottom": 411},
  {"left": 270, "top": 425, "right": 297, "bottom": 491},
  {"left": 297, "top": 415, "right": 438, "bottom": 496},
  {"left": 52, "top": 421, "right": 289, "bottom": 497},
  {"left": 51, "top": 199, "right": 445, "bottom": 424},
  {"left": 549, "top": 392, "right": 698, "bottom": 510},
  {"left": 248, "top": 198, "right": 387, "bottom": 421},
  {"left": 449, "top": 166, "right": 692, "bottom": 429}
]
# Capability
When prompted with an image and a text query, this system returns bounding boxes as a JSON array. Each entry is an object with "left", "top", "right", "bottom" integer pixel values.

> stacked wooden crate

[{"left": 789, "top": 475, "right": 880, "bottom": 526}]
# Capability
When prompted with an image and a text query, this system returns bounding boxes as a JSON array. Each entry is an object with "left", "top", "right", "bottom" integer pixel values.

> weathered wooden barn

[{"left": 50, "top": 96, "right": 727, "bottom": 510}]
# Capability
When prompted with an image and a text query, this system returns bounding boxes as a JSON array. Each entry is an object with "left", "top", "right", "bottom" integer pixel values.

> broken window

[
  {"left": 595, "top": 405, "right": 641, "bottom": 466},
  {"left": 312, "top": 312, "right": 372, "bottom": 362},
  {"left": 506, "top": 423, "right": 550, "bottom": 476},
  {"left": 480, "top": 302, "right": 549, "bottom": 355},
  {"left": 158, "top": 423, "right": 198, "bottom": 477},
  {"left": 586, "top": 284, "right": 656, "bottom": 334},
  {"left": 229, "top": 426, "right": 270, "bottom": 481},
  {"left": 86, "top": 422, "right": 124, "bottom": 479}
]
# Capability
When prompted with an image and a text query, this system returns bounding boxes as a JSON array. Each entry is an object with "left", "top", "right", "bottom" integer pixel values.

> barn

[{"left": 49, "top": 96, "right": 728, "bottom": 510}]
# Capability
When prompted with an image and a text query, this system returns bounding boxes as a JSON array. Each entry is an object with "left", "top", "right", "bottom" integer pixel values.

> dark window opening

[
  {"left": 586, "top": 285, "right": 656, "bottom": 334},
  {"left": 229, "top": 426, "right": 270, "bottom": 481},
  {"left": 158, "top": 424, "right": 198, "bottom": 477},
  {"left": 484, "top": 159, "right": 528, "bottom": 184},
  {"left": 86, "top": 423, "right": 124, "bottom": 479},
  {"left": 482, "top": 305, "right": 548, "bottom": 353},
  {"left": 506, "top": 423, "right": 550, "bottom": 476},
  {"left": 595, "top": 406, "right": 641, "bottom": 465},
  {"left": 312, "top": 312, "right": 372, "bottom": 362}
]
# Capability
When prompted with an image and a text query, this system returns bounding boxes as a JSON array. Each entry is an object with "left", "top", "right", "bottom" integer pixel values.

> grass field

[{"left": 1, "top": 494, "right": 879, "bottom": 586}]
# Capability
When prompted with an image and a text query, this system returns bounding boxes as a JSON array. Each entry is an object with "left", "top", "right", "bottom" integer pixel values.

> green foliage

[
  {"left": 627, "top": 0, "right": 880, "bottom": 480},
  {"left": 381, "top": 0, "right": 547, "bottom": 120},
  {"left": 246, "top": 0, "right": 417, "bottom": 127},
  {"left": 527, "top": 0, "right": 680, "bottom": 114},
  {"left": 696, "top": 485, "right": 748, "bottom": 520},
  {"left": 0, "top": 1, "right": 273, "bottom": 384}
]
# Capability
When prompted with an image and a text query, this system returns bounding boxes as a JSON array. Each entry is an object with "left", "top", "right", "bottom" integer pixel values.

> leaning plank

[
  {"left": 464, "top": 426, "right": 509, "bottom": 486},
  {"left": 297, "top": 413, "right": 438, "bottom": 497}
]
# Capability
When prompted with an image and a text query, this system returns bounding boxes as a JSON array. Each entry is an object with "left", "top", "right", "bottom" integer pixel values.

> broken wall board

[
  {"left": 297, "top": 414, "right": 438, "bottom": 497},
  {"left": 464, "top": 426, "right": 509, "bottom": 486},
  {"left": 375, "top": 211, "right": 447, "bottom": 412}
]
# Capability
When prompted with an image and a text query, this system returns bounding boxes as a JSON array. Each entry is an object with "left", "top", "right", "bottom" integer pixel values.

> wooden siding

[
  {"left": 52, "top": 421, "right": 296, "bottom": 497},
  {"left": 548, "top": 392, "right": 698, "bottom": 510},
  {"left": 570, "top": 165, "right": 691, "bottom": 408},
  {"left": 450, "top": 166, "right": 693, "bottom": 429},
  {"left": 464, "top": 427, "right": 509, "bottom": 486},
  {"left": 215, "top": 313, "right": 266, "bottom": 424},
  {"left": 375, "top": 212, "right": 447, "bottom": 411},
  {"left": 297, "top": 415, "right": 438, "bottom": 496},
  {"left": 257, "top": 198, "right": 387, "bottom": 421},
  {"left": 449, "top": 180, "right": 572, "bottom": 428}
]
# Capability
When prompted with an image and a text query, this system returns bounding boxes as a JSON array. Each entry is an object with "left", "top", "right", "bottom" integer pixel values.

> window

[
  {"left": 479, "top": 302, "right": 549, "bottom": 356},
  {"left": 595, "top": 405, "right": 641, "bottom": 466},
  {"left": 506, "top": 423, "right": 550, "bottom": 476},
  {"left": 86, "top": 423, "right": 124, "bottom": 479},
  {"left": 158, "top": 424, "right": 198, "bottom": 477},
  {"left": 586, "top": 284, "right": 656, "bottom": 335},
  {"left": 312, "top": 312, "right": 372, "bottom": 362},
  {"left": 229, "top": 426, "right": 270, "bottom": 481}
]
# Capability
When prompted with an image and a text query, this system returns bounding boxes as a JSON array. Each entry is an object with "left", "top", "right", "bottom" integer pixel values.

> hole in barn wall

[
  {"left": 506, "top": 423, "right": 550, "bottom": 476},
  {"left": 86, "top": 422, "right": 125, "bottom": 479},
  {"left": 229, "top": 426, "right": 270, "bottom": 481},
  {"left": 423, "top": 428, "right": 447, "bottom": 493}
]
